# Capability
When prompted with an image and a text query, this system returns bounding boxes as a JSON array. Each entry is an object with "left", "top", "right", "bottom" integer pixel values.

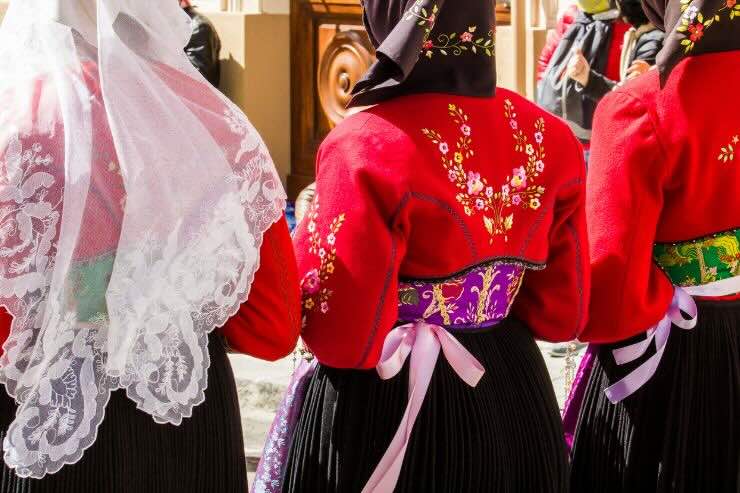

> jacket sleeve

[
  {"left": 579, "top": 69, "right": 617, "bottom": 102},
  {"left": 579, "top": 90, "right": 674, "bottom": 343},
  {"left": 219, "top": 216, "right": 302, "bottom": 360},
  {"left": 293, "top": 121, "right": 409, "bottom": 369},
  {"left": 513, "top": 132, "right": 590, "bottom": 342}
]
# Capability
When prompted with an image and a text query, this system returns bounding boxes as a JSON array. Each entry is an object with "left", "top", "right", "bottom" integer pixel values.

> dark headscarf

[
  {"left": 348, "top": 0, "right": 496, "bottom": 108},
  {"left": 642, "top": 0, "right": 740, "bottom": 82},
  {"left": 617, "top": 0, "right": 651, "bottom": 27}
]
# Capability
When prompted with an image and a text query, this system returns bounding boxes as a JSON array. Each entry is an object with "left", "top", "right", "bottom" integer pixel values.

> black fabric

[
  {"left": 579, "top": 28, "right": 664, "bottom": 101},
  {"left": 641, "top": 0, "right": 740, "bottom": 83},
  {"left": 183, "top": 6, "right": 221, "bottom": 87},
  {"left": 283, "top": 318, "right": 569, "bottom": 492},
  {"left": 617, "top": 0, "right": 651, "bottom": 27},
  {"left": 570, "top": 299, "right": 740, "bottom": 492},
  {"left": 0, "top": 333, "right": 247, "bottom": 493},
  {"left": 348, "top": 0, "right": 496, "bottom": 108},
  {"left": 536, "top": 11, "right": 619, "bottom": 140}
]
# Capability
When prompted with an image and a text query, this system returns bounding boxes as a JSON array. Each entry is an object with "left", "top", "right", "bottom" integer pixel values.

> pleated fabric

[
  {"left": 570, "top": 299, "right": 740, "bottom": 493},
  {"left": 283, "top": 318, "right": 569, "bottom": 493},
  {"left": 0, "top": 333, "right": 247, "bottom": 493}
]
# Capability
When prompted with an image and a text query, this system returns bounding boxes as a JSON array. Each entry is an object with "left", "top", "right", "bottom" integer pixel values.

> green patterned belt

[{"left": 653, "top": 227, "right": 740, "bottom": 297}]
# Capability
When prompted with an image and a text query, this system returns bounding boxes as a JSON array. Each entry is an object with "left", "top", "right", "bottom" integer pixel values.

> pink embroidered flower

[
  {"left": 509, "top": 119, "right": 518, "bottom": 130},
  {"left": 512, "top": 194, "right": 522, "bottom": 205},
  {"left": 320, "top": 301, "right": 329, "bottom": 314},
  {"left": 318, "top": 248, "right": 326, "bottom": 259},
  {"left": 485, "top": 186, "right": 494, "bottom": 198},
  {"left": 439, "top": 142, "right": 449, "bottom": 154},
  {"left": 501, "top": 184, "right": 510, "bottom": 198},
  {"left": 526, "top": 144, "right": 535, "bottom": 156},
  {"left": 307, "top": 221, "right": 316, "bottom": 233},
  {"left": 423, "top": 40, "right": 434, "bottom": 50},
  {"left": 466, "top": 171, "right": 484, "bottom": 195},
  {"left": 460, "top": 124, "right": 471, "bottom": 136},
  {"left": 510, "top": 166, "right": 527, "bottom": 190},
  {"left": 301, "top": 269, "right": 320, "bottom": 295},
  {"left": 327, "top": 233, "right": 336, "bottom": 246},
  {"left": 529, "top": 198, "right": 541, "bottom": 210},
  {"left": 448, "top": 169, "right": 457, "bottom": 182},
  {"left": 535, "top": 160, "right": 545, "bottom": 172},
  {"left": 534, "top": 132, "right": 543, "bottom": 144},
  {"left": 428, "top": 13, "right": 436, "bottom": 24},
  {"left": 475, "top": 198, "right": 486, "bottom": 210},
  {"left": 460, "top": 31, "right": 473, "bottom": 43}
]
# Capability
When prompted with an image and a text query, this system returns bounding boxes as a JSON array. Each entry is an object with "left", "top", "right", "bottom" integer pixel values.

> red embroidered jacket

[
  {"left": 294, "top": 90, "right": 590, "bottom": 369},
  {"left": 0, "top": 65, "right": 301, "bottom": 361},
  {"left": 581, "top": 51, "right": 740, "bottom": 343}
]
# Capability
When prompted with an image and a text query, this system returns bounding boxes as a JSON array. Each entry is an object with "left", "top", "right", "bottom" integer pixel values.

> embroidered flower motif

[
  {"left": 302, "top": 196, "right": 346, "bottom": 317},
  {"left": 718, "top": 133, "right": 739, "bottom": 163},
  {"left": 460, "top": 31, "right": 473, "bottom": 43},
  {"left": 405, "top": 4, "right": 496, "bottom": 59},
  {"left": 461, "top": 124, "right": 472, "bottom": 136},
  {"left": 439, "top": 142, "right": 449, "bottom": 154},
  {"left": 467, "top": 171, "right": 484, "bottom": 195},
  {"left": 677, "top": 0, "right": 740, "bottom": 52},
  {"left": 301, "top": 269, "right": 320, "bottom": 295},
  {"left": 423, "top": 40, "right": 434, "bottom": 50},
  {"left": 688, "top": 22, "right": 705, "bottom": 41},
  {"left": 422, "top": 100, "right": 547, "bottom": 244}
]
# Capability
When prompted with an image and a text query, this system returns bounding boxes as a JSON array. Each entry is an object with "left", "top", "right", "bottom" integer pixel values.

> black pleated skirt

[
  {"left": 0, "top": 333, "right": 247, "bottom": 493},
  {"left": 283, "top": 318, "right": 569, "bottom": 493},
  {"left": 570, "top": 299, "right": 740, "bottom": 492}
]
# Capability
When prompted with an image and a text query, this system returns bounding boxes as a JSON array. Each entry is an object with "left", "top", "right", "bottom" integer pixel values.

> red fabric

[
  {"left": 604, "top": 20, "right": 630, "bottom": 82},
  {"left": 219, "top": 217, "right": 302, "bottom": 360},
  {"left": 537, "top": 4, "right": 580, "bottom": 82},
  {"left": 294, "top": 90, "right": 590, "bottom": 369},
  {"left": 582, "top": 51, "right": 740, "bottom": 343}
]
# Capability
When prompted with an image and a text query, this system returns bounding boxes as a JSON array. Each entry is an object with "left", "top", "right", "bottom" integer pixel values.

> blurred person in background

[
  {"left": 537, "top": 0, "right": 629, "bottom": 153},
  {"left": 563, "top": 0, "right": 664, "bottom": 102},
  {"left": 181, "top": 0, "right": 221, "bottom": 87}
]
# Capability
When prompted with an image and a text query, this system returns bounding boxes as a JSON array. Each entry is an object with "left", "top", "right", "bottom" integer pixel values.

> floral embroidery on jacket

[
  {"left": 422, "top": 100, "right": 546, "bottom": 244},
  {"left": 677, "top": 0, "right": 740, "bottom": 52},
  {"left": 718, "top": 133, "right": 738, "bottom": 163},
  {"left": 404, "top": 0, "right": 495, "bottom": 58},
  {"left": 300, "top": 195, "right": 346, "bottom": 320}
]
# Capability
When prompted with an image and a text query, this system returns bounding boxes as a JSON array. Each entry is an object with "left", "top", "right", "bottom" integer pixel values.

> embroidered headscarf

[
  {"left": 348, "top": 0, "right": 496, "bottom": 108},
  {"left": 642, "top": 0, "right": 740, "bottom": 82}
]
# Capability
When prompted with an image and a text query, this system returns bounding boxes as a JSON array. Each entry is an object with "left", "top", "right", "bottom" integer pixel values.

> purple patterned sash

[{"left": 397, "top": 261, "right": 526, "bottom": 330}]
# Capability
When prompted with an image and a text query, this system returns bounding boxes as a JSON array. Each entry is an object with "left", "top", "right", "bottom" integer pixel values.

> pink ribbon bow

[
  {"left": 361, "top": 322, "right": 485, "bottom": 493},
  {"left": 604, "top": 287, "right": 698, "bottom": 403}
]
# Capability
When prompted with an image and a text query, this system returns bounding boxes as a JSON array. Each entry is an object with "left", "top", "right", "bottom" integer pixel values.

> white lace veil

[{"left": 0, "top": 0, "right": 286, "bottom": 477}]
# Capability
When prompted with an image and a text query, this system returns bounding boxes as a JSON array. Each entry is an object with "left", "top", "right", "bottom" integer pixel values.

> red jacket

[
  {"left": 294, "top": 90, "right": 589, "bottom": 369},
  {"left": 582, "top": 51, "right": 740, "bottom": 343}
]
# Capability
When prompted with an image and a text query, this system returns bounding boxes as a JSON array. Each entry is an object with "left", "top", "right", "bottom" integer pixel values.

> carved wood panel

[
  {"left": 288, "top": 0, "right": 368, "bottom": 198},
  {"left": 288, "top": 0, "right": 514, "bottom": 198}
]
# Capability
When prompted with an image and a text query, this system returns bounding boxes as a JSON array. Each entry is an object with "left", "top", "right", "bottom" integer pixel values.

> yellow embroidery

[
  {"left": 432, "top": 283, "right": 452, "bottom": 325},
  {"left": 300, "top": 195, "right": 346, "bottom": 318},
  {"left": 718, "top": 134, "right": 738, "bottom": 163},
  {"left": 677, "top": 0, "right": 740, "bottom": 53},
  {"left": 422, "top": 100, "right": 546, "bottom": 244}
]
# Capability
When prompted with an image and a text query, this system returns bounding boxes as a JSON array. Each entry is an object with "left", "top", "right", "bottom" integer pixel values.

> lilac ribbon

[
  {"left": 604, "top": 287, "right": 697, "bottom": 403},
  {"left": 361, "top": 322, "right": 485, "bottom": 493},
  {"left": 561, "top": 344, "right": 598, "bottom": 451}
]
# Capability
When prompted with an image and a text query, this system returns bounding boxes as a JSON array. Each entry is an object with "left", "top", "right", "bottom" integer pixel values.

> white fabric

[
  {"left": 0, "top": 0, "right": 285, "bottom": 478},
  {"left": 683, "top": 276, "right": 740, "bottom": 297}
]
